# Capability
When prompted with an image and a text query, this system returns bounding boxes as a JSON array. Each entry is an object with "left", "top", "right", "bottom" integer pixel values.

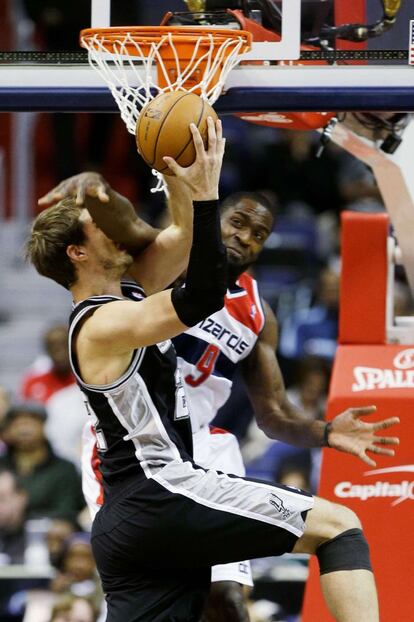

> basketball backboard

[{"left": 0, "top": 0, "right": 413, "bottom": 112}]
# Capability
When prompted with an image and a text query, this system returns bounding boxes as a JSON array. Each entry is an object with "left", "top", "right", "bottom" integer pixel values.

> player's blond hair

[{"left": 26, "top": 198, "right": 85, "bottom": 289}]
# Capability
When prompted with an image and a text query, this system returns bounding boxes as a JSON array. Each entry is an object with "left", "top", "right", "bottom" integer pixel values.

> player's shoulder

[
  {"left": 237, "top": 272, "right": 276, "bottom": 328},
  {"left": 237, "top": 271, "right": 257, "bottom": 292}
]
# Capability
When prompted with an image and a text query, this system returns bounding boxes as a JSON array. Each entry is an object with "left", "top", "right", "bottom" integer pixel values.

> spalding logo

[
  {"left": 352, "top": 348, "right": 414, "bottom": 392},
  {"left": 393, "top": 349, "right": 414, "bottom": 369}
]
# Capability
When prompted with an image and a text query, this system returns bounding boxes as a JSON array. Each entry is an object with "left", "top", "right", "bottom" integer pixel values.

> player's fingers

[
  {"left": 215, "top": 118, "right": 223, "bottom": 143},
  {"left": 206, "top": 116, "right": 217, "bottom": 152},
  {"left": 351, "top": 405, "right": 377, "bottom": 418},
  {"left": 162, "top": 156, "right": 182, "bottom": 176},
  {"left": 190, "top": 123, "right": 205, "bottom": 158},
  {"left": 97, "top": 185, "right": 110, "bottom": 202},
  {"left": 368, "top": 445, "right": 395, "bottom": 457},
  {"left": 38, "top": 190, "right": 63, "bottom": 205},
  {"left": 372, "top": 417, "right": 400, "bottom": 430},
  {"left": 359, "top": 452, "right": 376, "bottom": 468},
  {"left": 373, "top": 435, "right": 399, "bottom": 445},
  {"left": 75, "top": 186, "right": 86, "bottom": 206}
]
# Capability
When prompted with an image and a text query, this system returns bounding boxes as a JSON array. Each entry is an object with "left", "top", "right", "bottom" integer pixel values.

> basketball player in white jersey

[{"left": 33, "top": 122, "right": 399, "bottom": 622}]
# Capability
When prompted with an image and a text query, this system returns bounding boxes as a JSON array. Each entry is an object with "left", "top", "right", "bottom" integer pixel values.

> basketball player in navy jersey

[{"left": 30, "top": 119, "right": 399, "bottom": 622}]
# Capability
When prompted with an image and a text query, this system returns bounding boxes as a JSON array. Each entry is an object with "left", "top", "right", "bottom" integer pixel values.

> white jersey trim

[
  {"left": 105, "top": 390, "right": 151, "bottom": 478},
  {"left": 69, "top": 302, "right": 146, "bottom": 393},
  {"left": 105, "top": 372, "right": 182, "bottom": 478},
  {"left": 251, "top": 278, "right": 266, "bottom": 333},
  {"left": 226, "top": 288, "right": 248, "bottom": 299},
  {"left": 153, "top": 462, "right": 313, "bottom": 538}
]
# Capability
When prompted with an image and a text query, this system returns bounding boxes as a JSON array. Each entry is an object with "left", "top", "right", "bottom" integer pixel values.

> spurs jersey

[
  {"left": 173, "top": 272, "right": 265, "bottom": 433},
  {"left": 70, "top": 281, "right": 192, "bottom": 504}
]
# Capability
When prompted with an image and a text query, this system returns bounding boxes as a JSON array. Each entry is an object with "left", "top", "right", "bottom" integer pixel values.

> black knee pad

[{"left": 316, "top": 528, "right": 372, "bottom": 575}]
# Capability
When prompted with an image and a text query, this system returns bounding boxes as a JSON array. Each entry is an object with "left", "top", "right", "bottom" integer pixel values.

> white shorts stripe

[{"left": 152, "top": 460, "right": 314, "bottom": 539}]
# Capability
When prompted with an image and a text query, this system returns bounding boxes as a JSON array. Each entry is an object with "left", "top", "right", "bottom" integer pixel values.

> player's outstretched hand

[
  {"left": 327, "top": 406, "right": 400, "bottom": 467},
  {"left": 162, "top": 117, "right": 225, "bottom": 201},
  {"left": 38, "top": 172, "right": 110, "bottom": 207}
]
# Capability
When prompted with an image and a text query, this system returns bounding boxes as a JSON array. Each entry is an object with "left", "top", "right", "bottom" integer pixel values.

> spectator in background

[
  {"left": 20, "top": 325, "right": 87, "bottom": 466},
  {"left": 20, "top": 325, "right": 75, "bottom": 403},
  {"left": 286, "top": 356, "right": 330, "bottom": 422},
  {"left": 338, "top": 155, "right": 384, "bottom": 214},
  {"left": 254, "top": 131, "right": 344, "bottom": 215},
  {"left": 49, "top": 594, "right": 99, "bottom": 622},
  {"left": 47, "top": 519, "right": 76, "bottom": 569},
  {"left": 279, "top": 266, "right": 339, "bottom": 366},
  {"left": 0, "top": 402, "right": 84, "bottom": 524},
  {"left": 50, "top": 533, "right": 102, "bottom": 612},
  {"left": 0, "top": 386, "right": 11, "bottom": 455},
  {"left": 276, "top": 457, "right": 311, "bottom": 491},
  {"left": 0, "top": 468, "right": 28, "bottom": 565},
  {"left": 0, "top": 386, "right": 10, "bottom": 421}
]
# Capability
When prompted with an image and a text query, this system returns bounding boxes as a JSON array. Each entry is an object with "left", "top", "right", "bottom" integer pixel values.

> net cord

[{"left": 82, "top": 31, "right": 248, "bottom": 190}]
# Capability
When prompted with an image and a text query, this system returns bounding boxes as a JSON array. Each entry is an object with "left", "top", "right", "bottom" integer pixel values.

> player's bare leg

[{"left": 293, "top": 497, "right": 379, "bottom": 622}]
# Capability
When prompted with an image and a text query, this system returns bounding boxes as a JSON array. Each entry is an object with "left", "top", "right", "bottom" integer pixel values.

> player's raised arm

[
  {"left": 242, "top": 300, "right": 399, "bottom": 467},
  {"left": 77, "top": 117, "right": 227, "bottom": 353},
  {"left": 38, "top": 171, "right": 158, "bottom": 254},
  {"left": 124, "top": 174, "right": 193, "bottom": 294}
]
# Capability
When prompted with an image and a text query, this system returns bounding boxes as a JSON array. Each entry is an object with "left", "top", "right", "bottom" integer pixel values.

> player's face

[
  {"left": 220, "top": 200, "right": 273, "bottom": 268},
  {"left": 79, "top": 210, "right": 133, "bottom": 275}
]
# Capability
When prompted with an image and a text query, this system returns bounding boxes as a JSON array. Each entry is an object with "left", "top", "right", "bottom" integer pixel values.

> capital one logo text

[{"left": 334, "top": 466, "right": 414, "bottom": 507}]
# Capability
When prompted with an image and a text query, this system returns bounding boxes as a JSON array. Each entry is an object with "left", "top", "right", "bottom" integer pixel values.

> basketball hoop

[{"left": 80, "top": 26, "right": 252, "bottom": 135}]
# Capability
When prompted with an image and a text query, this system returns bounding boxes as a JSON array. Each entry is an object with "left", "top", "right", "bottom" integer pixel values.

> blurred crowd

[
  {"left": 0, "top": 323, "right": 102, "bottom": 621},
  {"left": 0, "top": 1, "right": 413, "bottom": 622}
]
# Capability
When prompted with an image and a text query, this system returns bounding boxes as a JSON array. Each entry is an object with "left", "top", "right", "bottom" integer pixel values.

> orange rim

[{"left": 80, "top": 25, "right": 252, "bottom": 57}]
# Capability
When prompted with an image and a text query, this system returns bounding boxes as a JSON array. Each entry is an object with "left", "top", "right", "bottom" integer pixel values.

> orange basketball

[{"left": 136, "top": 91, "right": 218, "bottom": 174}]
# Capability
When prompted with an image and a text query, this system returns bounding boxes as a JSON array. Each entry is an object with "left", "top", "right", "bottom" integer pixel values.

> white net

[{"left": 81, "top": 28, "right": 250, "bottom": 135}]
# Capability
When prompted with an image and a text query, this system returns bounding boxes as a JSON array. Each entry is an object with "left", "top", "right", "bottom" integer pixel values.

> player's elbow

[{"left": 256, "top": 410, "right": 285, "bottom": 440}]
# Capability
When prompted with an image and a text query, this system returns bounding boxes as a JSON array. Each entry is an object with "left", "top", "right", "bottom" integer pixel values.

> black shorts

[{"left": 91, "top": 462, "right": 313, "bottom": 622}]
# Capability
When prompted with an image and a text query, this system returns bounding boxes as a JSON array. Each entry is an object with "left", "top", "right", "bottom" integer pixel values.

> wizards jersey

[{"left": 173, "top": 272, "right": 265, "bottom": 433}]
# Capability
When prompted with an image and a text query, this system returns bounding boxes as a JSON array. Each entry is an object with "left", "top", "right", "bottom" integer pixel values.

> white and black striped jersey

[{"left": 69, "top": 281, "right": 193, "bottom": 503}]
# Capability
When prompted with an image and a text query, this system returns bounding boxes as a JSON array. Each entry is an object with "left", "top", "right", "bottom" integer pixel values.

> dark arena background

[{"left": 0, "top": 2, "right": 413, "bottom": 621}]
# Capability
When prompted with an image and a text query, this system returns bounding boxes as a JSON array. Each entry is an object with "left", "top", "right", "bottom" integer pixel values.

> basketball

[{"left": 135, "top": 91, "right": 218, "bottom": 174}]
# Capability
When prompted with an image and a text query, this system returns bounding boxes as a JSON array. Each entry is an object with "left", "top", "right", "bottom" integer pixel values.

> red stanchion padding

[
  {"left": 339, "top": 212, "right": 389, "bottom": 345},
  {"left": 302, "top": 344, "right": 413, "bottom": 621}
]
